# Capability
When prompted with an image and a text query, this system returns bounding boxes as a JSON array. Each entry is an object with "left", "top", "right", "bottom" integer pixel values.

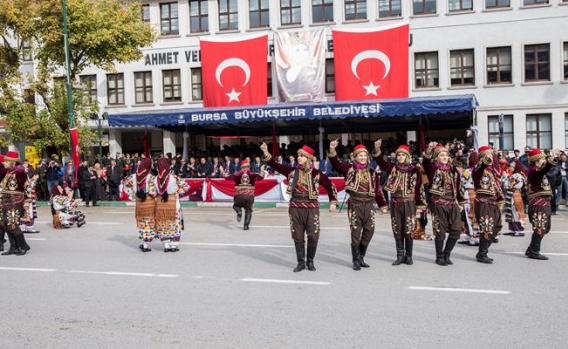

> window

[
  {"left": 281, "top": 0, "right": 301, "bottom": 25},
  {"left": 488, "top": 115, "right": 514, "bottom": 150},
  {"left": 523, "top": 0, "right": 548, "bottom": 5},
  {"left": 312, "top": 0, "right": 333, "bottom": 23},
  {"left": 325, "top": 58, "right": 335, "bottom": 93},
  {"left": 250, "top": 0, "right": 270, "bottom": 28},
  {"left": 564, "top": 42, "right": 568, "bottom": 81},
  {"left": 345, "top": 0, "right": 367, "bottom": 20},
  {"left": 163, "top": 69, "right": 182, "bottom": 102},
  {"left": 142, "top": 4, "right": 150, "bottom": 22},
  {"left": 448, "top": 0, "right": 473, "bottom": 12},
  {"left": 107, "top": 73, "right": 124, "bottom": 105},
  {"left": 190, "top": 0, "right": 209, "bottom": 33},
  {"left": 80, "top": 75, "right": 97, "bottom": 105},
  {"left": 485, "top": 0, "right": 510, "bottom": 8},
  {"left": 486, "top": 46, "right": 512, "bottom": 84},
  {"left": 267, "top": 63, "right": 273, "bottom": 98},
  {"left": 524, "top": 44, "right": 550, "bottom": 82},
  {"left": 379, "top": 0, "right": 402, "bottom": 18},
  {"left": 526, "top": 114, "right": 552, "bottom": 149},
  {"left": 22, "top": 41, "right": 33, "bottom": 61},
  {"left": 414, "top": 52, "right": 439, "bottom": 88},
  {"left": 219, "top": 0, "right": 238, "bottom": 30},
  {"left": 190, "top": 68, "right": 203, "bottom": 101},
  {"left": 134, "top": 71, "right": 153, "bottom": 104},
  {"left": 160, "top": 2, "right": 179, "bottom": 35},
  {"left": 450, "top": 49, "right": 475, "bottom": 86},
  {"left": 413, "top": 0, "right": 436, "bottom": 15}
]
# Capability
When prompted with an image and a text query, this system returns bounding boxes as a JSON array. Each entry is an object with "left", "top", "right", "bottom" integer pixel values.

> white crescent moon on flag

[
  {"left": 351, "top": 50, "right": 391, "bottom": 80},
  {"left": 215, "top": 58, "right": 251, "bottom": 87}
]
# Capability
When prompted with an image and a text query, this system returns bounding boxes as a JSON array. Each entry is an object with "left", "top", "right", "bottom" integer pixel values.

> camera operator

[{"left": 46, "top": 160, "right": 61, "bottom": 195}]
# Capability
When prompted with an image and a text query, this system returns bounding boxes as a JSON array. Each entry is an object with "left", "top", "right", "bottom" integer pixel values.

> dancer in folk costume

[
  {"left": 50, "top": 184, "right": 86, "bottom": 229},
  {"left": 470, "top": 146, "right": 505, "bottom": 264},
  {"left": 122, "top": 158, "right": 156, "bottom": 252},
  {"left": 148, "top": 157, "right": 190, "bottom": 252},
  {"left": 413, "top": 161, "right": 431, "bottom": 241},
  {"left": 0, "top": 151, "right": 31, "bottom": 255},
  {"left": 502, "top": 160, "right": 528, "bottom": 237},
  {"left": 374, "top": 140, "right": 426, "bottom": 266},
  {"left": 458, "top": 167, "right": 480, "bottom": 246},
  {"left": 524, "top": 149, "right": 556, "bottom": 260},
  {"left": 328, "top": 140, "right": 387, "bottom": 270},
  {"left": 222, "top": 159, "right": 265, "bottom": 230},
  {"left": 261, "top": 142, "right": 338, "bottom": 272},
  {"left": 423, "top": 142, "right": 467, "bottom": 266},
  {"left": 20, "top": 173, "right": 40, "bottom": 234}
]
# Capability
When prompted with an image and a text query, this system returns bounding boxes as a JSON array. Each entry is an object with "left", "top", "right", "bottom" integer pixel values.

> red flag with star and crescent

[
  {"left": 200, "top": 34, "right": 268, "bottom": 107},
  {"left": 332, "top": 23, "right": 409, "bottom": 101}
]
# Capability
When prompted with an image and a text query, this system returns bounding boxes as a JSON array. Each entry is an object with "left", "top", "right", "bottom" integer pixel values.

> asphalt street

[{"left": 1, "top": 205, "right": 567, "bottom": 349}]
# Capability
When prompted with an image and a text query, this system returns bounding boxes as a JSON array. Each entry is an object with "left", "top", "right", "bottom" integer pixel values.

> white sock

[{"left": 164, "top": 241, "right": 171, "bottom": 249}]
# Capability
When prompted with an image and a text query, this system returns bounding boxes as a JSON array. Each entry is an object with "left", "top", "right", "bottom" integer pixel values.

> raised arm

[
  {"left": 260, "top": 142, "right": 294, "bottom": 177},
  {"left": 372, "top": 139, "right": 394, "bottom": 174},
  {"left": 327, "top": 139, "right": 351, "bottom": 177}
]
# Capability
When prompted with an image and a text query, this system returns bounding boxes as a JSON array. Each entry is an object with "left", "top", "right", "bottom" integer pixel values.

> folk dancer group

[{"left": 125, "top": 157, "right": 190, "bottom": 252}]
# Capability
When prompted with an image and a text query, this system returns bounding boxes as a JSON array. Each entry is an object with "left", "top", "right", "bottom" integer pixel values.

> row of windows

[
  {"left": 79, "top": 41, "right": 568, "bottom": 107},
  {"left": 146, "top": 0, "right": 566, "bottom": 36},
  {"left": 487, "top": 113, "right": 568, "bottom": 150}
]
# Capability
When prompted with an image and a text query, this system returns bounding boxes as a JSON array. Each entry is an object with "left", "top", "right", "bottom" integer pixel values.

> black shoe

[
  {"left": 170, "top": 247, "right": 179, "bottom": 253},
  {"left": 404, "top": 256, "right": 413, "bottom": 265},
  {"left": 435, "top": 258, "right": 448, "bottom": 266},
  {"left": 138, "top": 244, "right": 151, "bottom": 253},
  {"left": 306, "top": 261, "right": 316, "bottom": 271},
  {"left": 85, "top": 204, "right": 90, "bottom": 207},
  {"left": 237, "top": 212, "right": 242, "bottom": 222},
  {"left": 77, "top": 221, "right": 85, "bottom": 228},
  {"left": 476, "top": 256, "right": 493, "bottom": 264},
  {"left": 293, "top": 262, "right": 306, "bottom": 272},
  {"left": 525, "top": 250, "right": 548, "bottom": 260},
  {"left": 15, "top": 247, "right": 30, "bottom": 256},
  {"left": 1, "top": 250, "right": 17, "bottom": 256},
  {"left": 164, "top": 248, "right": 171, "bottom": 253},
  {"left": 352, "top": 259, "right": 361, "bottom": 271},
  {"left": 92, "top": 204, "right": 99, "bottom": 207}
]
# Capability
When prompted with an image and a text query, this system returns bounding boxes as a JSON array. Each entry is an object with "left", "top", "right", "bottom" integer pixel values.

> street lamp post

[
  {"left": 62, "top": 0, "right": 74, "bottom": 157},
  {"left": 98, "top": 113, "right": 108, "bottom": 159}
]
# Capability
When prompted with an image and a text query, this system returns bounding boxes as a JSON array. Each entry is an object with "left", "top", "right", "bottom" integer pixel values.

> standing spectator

[
  {"left": 94, "top": 163, "right": 107, "bottom": 201},
  {"left": 82, "top": 163, "right": 99, "bottom": 206},
  {"left": 106, "top": 158, "right": 122, "bottom": 201},
  {"left": 46, "top": 160, "right": 61, "bottom": 195},
  {"left": 545, "top": 151, "right": 561, "bottom": 215},
  {"left": 36, "top": 159, "right": 49, "bottom": 201},
  {"left": 288, "top": 155, "right": 297, "bottom": 168},
  {"left": 64, "top": 160, "right": 76, "bottom": 188},
  {"left": 519, "top": 146, "right": 531, "bottom": 168},
  {"left": 77, "top": 159, "right": 88, "bottom": 200},
  {"left": 320, "top": 156, "right": 333, "bottom": 177},
  {"left": 555, "top": 151, "right": 568, "bottom": 208}
]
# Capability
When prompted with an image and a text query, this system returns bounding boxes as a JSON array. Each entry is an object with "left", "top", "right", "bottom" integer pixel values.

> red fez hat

[
  {"left": 0, "top": 155, "right": 4, "bottom": 162},
  {"left": 478, "top": 146, "right": 491, "bottom": 155},
  {"left": 352, "top": 144, "right": 368, "bottom": 157},
  {"left": 528, "top": 148, "right": 545, "bottom": 164},
  {"left": 4, "top": 150, "right": 20, "bottom": 162},
  {"left": 396, "top": 145, "right": 411, "bottom": 164},
  {"left": 240, "top": 159, "right": 250, "bottom": 168},
  {"left": 297, "top": 145, "right": 315, "bottom": 160}
]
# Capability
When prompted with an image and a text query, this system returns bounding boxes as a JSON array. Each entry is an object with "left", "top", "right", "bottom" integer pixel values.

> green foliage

[{"left": 0, "top": 0, "right": 155, "bottom": 155}]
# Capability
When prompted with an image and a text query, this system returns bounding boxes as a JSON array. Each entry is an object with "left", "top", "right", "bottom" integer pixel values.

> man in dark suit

[
  {"left": 230, "top": 157, "right": 241, "bottom": 174},
  {"left": 82, "top": 163, "right": 98, "bottom": 206},
  {"left": 197, "top": 157, "right": 213, "bottom": 178},
  {"left": 106, "top": 158, "right": 122, "bottom": 201}
]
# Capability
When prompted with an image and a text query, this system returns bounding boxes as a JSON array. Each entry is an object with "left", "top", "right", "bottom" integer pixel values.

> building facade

[{"left": 14, "top": 0, "right": 568, "bottom": 156}]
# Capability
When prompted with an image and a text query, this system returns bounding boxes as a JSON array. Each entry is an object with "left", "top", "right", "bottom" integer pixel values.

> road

[{"left": 1, "top": 205, "right": 567, "bottom": 349}]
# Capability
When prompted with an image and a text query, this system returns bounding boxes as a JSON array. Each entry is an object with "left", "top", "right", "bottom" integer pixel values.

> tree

[{"left": 0, "top": 0, "right": 155, "bottom": 155}]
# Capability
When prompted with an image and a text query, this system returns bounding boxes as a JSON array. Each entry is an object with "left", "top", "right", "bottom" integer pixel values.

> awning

[{"left": 108, "top": 94, "right": 477, "bottom": 135}]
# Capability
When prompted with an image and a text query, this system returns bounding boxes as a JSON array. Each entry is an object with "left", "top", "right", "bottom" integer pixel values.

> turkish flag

[
  {"left": 201, "top": 34, "right": 268, "bottom": 107},
  {"left": 332, "top": 23, "right": 409, "bottom": 101}
]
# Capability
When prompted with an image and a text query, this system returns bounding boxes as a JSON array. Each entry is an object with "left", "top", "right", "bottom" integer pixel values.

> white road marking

[
  {"left": 35, "top": 221, "right": 121, "bottom": 225},
  {"left": 24, "top": 238, "right": 47, "bottom": 241},
  {"left": 241, "top": 278, "right": 330, "bottom": 285},
  {"left": 0, "top": 267, "right": 56, "bottom": 272},
  {"left": 506, "top": 252, "right": 568, "bottom": 256},
  {"left": 64, "top": 270, "right": 178, "bottom": 277},
  {"left": 228, "top": 225, "right": 348, "bottom": 230},
  {"left": 409, "top": 286, "right": 510, "bottom": 295},
  {"left": 180, "top": 242, "right": 291, "bottom": 248}
]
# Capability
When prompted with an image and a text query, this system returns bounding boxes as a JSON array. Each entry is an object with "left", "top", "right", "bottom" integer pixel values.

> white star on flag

[
  {"left": 226, "top": 88, "right": 242, "bottom": 102},
  {"left": 362, "top": 81, "right": 380, "bottom": 96}
]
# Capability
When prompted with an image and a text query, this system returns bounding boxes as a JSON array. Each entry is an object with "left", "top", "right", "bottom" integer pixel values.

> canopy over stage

[{"left": 108, "top": 94, "right": 478, "bottom": 136}]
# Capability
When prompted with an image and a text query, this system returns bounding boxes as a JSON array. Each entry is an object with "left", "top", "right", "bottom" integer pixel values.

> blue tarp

[{"left": 108, "top": 94, "right": 477, "bottom": 127}]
